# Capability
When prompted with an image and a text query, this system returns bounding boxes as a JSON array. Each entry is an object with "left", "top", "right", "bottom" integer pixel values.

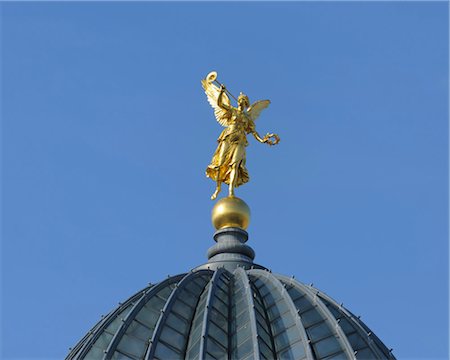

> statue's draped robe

[{"left": 206, "top": 109, "right": 255, "bottom": 187}]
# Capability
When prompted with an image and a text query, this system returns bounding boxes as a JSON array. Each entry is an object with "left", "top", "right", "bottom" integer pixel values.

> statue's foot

[{"left": 211, "top": 189, "right": 220, "bottom": 200}]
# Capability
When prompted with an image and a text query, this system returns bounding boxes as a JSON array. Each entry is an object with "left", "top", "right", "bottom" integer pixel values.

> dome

[
  {"left": 67, "top": 209, "right": 396, "bottom": 360},
  {"left": 67, "top": 266, "right": 394, "bottom": 360}
]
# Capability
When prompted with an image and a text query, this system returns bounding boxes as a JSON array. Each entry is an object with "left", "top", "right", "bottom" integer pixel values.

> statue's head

[{"left": 238, "top": 93, "right": 250, "bottom": 108}]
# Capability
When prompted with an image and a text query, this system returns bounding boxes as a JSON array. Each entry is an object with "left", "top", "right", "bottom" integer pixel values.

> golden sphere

[{"left": 212, "top": 196, "right": 250, "bottom": 230}]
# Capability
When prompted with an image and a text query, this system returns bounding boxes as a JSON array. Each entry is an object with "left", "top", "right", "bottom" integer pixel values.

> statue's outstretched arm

[
  {"left": 252, "top": 130, "right": 265, "bottom": 143},
  {"left": 217, "top": 86, "right": 231, "bottom": 111},
  {"left": 252, "top": 130, "right": 280, "bottom": 146}
]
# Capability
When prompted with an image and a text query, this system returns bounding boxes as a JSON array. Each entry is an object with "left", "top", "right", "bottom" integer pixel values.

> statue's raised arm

[
  {"left": 201, "top": 71, "right": 232, "bottom": 127},
  {"left": 202, "top": 71, "right": 280, "bottom": 200}
]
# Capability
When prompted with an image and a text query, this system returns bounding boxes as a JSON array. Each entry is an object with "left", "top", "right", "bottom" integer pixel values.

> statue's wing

[
  {"left": 247, "top": 100, "right": 271, "bottom": 121},
  {"left": 201, "top": 78, "right": 231, "bottom": 127}
]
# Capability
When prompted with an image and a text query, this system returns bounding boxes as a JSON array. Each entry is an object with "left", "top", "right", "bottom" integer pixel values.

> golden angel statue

[{"left": 202, "top": 71, "right": 280, "bottom": 200}]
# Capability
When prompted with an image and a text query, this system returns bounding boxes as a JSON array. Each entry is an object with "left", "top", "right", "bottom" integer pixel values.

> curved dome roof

[
  {"left": 67, "top": 200, "right": 395, "bottom": 360},
  {"left": 67, "top": 267, "right": 394, "bottom": 360}
]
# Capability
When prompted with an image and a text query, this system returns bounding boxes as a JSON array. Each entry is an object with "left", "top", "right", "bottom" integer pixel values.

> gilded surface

[
  {"left": 211, "top": 196, "right": 250, "bottom": 230},
  {"left": 202, "top": 71, "right": 280, "bottom": 200}
]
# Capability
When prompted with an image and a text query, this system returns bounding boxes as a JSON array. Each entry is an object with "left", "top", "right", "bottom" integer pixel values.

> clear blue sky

[{"left": 1, "top": 2, "right": 448, "bottom": 359}]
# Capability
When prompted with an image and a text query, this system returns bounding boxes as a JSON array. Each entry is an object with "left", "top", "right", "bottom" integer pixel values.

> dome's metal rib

[
  {"left": 347, "top": 307, "right": 395, "bottom": 359},
  {"left": 145, "top": 270, "right": 213, "bottom": 360},
  {"left": 111, "top": 284, "right": 179, "bottom": 360},
  {"left": 248, "top": 278, "right": 278, "bottom": 359},
  {"left": 83, "top": 304, "right": 135, "bottom": 359},
  {"left": 184, "top": 281, "right": 211, "bottom": 359},
  {"left": 102, "top": 274, "right": 184, "bottom": 360},
  {"left": 318, "top": 300, "right": 382, "bottom": 360},
  {"left": 233, "top": 267, "right": 261, "bottom": 360},
  {"left": 67, "top": 315, "right": 107, "bottom": 360},
  {"left": 70, "top": 286, "right": 151, "bottom": 360},
  {"left": 248, "top": 270, "right": 308, "bottom": 360},
  {"left": 248, "top": 270, "right": 315, "bottom": 360},
  {"left": 278, "top": 275, "right": 356, "bottom": 360},
  {"left": 348, "top": 311, "right": 394, "bottom": 360},
  {"left": 251, "top": 281, "right": 276, "bottom": 359},
  {"left": 317, "top": 293, "right": 394, "bottom": 360},
  {"left": 67, "top": 322, "right": 100, "bottom": 359},
  {"left": 277, "top": 280, "right": 335, "bottom": 359},
  {"left": 68, "top": 320, "right": 102, "bottom": 360},
  {"left": 223, "top": 270, "right": 233, "bottom": 359},
  {"left": 198, "top": 268, "right": 229, "bottom": 359}
]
